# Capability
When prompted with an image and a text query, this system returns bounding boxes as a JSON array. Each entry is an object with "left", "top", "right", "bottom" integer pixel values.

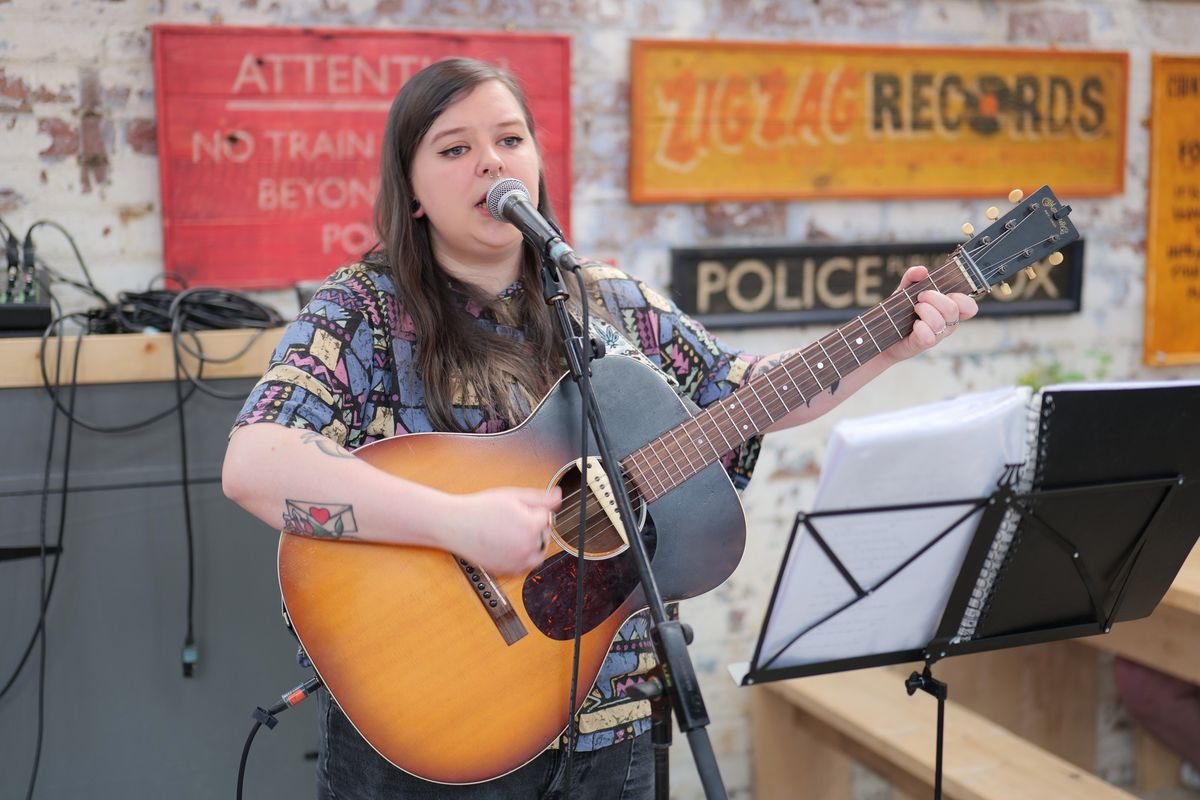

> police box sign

[{"left": 670, "top": 240, "right": 1084, "bottom": 328}]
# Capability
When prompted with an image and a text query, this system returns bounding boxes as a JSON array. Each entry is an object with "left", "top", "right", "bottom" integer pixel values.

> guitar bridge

[{"left": 455, "top": 556, "right": 527, "bottom": 646}]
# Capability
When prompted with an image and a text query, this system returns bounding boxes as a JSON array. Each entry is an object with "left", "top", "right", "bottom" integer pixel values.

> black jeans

[{"left": 316, "top": 689, "right": 655, "bottom": 799}]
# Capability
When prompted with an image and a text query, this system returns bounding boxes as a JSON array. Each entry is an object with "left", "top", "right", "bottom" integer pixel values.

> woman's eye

[
  {"left": 500, "top": 135, "right": 524, "bottom": 147},
  {"left": 440, "top": 145, "right": 467, "bottom": 157}
]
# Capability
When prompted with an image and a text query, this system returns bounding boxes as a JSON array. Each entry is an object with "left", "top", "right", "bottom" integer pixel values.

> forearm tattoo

[
  {"left": 299, "top": 431, "right": 357, "bottom": 459},
  {"left": 282, "top": 499, "right": 359, "bottom": 538}
]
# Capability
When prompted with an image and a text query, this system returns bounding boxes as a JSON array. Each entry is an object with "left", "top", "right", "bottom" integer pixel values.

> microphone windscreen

[{"left": 486, "top": 178, "right": 530, "bottom": 223}]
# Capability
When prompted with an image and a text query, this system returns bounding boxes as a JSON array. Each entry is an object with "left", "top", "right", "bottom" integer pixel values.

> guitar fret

[
  {"left": 762, "top": 372, "right": 789, "bottom": 411},
  {"left": 688, "top": 417, "right": 724, "bottom": 461},
  {"left": 722, "top": 397, "right": 750, "bottom": 439},
  {"left": 778, "top": 359, "right": 806, "bottom": 404},
  {"left": 817, "top": 341, "right": 842, "bottom": 379},
  {"left": 927, "top": 271, "right": 941, "bottom": 292},
  {"left": 744, "top": 380, "right": 776, "bottom": 425},
  {"left": 657, "top": 432, "right": 687, "bottom": 482},
  {"left": 859, "top": 317, "right": 882, "bottom": 353},
  {"left": 837, "top": 329, "right": 862, "bottom": 366},
  {"left": 704, "top": 410, "right": 736, "bottom": 451},
  {"left": 667, "top": 426, "right": 699, "bottom": 473},
  {"left": 880, "top": 302, "right": 904, "bottom": 338},
  {"left": 635, "top": 447, "right": 668, "bottom": 499},
  {"left": 798, "top": 351, "right": 823, "bottom": 391}
]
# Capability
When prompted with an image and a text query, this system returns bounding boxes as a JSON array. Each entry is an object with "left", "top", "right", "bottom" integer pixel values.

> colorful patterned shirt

[{"left": 234, "top": 261, "right": 763, "bottom": 750}]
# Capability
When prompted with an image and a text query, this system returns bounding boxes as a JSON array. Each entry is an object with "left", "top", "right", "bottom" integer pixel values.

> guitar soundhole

[
  {"left": 523, "top": 520, "right": 657, "bottom": 641},
  {"left": 549, "top": 461, "right": 645, "bottom": 559}
]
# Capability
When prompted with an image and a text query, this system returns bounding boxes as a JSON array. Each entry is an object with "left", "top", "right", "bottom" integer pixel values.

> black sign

[{"left": 670, "top": 239, "right": 1084, "bottom": 329}]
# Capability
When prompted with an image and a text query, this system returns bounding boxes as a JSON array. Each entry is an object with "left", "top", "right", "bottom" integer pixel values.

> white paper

[{"left": 752, "top": 387, "right": 1031, "bottom": 674}]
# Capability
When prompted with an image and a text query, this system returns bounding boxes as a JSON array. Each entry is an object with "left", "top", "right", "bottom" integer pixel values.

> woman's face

[{"left": 409, "top": 79, "right": 542, "bottom": 289}]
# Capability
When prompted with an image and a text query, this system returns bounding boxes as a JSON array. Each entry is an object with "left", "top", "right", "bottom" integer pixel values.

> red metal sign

[{"left": 153, "top": 25, "right": 572, "bottom": 289}]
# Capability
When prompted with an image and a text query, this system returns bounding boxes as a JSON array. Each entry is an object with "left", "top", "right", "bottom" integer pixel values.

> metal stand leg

[{"left": 905, "top": 665, "right": 948, "bottom": 800}]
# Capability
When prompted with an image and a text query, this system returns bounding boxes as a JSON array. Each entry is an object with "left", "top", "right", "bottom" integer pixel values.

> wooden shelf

[{"left": 0, "top": 328, "right": 283, "bottom": 389}]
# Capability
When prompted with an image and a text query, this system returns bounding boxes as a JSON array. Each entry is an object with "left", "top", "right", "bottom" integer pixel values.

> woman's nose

[{"left": 478, "top": 149, "right": 504, "bottom": 178}]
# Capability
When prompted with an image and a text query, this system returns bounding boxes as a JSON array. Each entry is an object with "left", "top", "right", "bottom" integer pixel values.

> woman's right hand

[{"left": 447, "top": 486, "right": 562, "bottom": 575}]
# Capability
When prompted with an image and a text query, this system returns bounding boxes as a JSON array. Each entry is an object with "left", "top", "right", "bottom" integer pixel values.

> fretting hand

[{"left": 886, "top": 265, "right": 979, "bottom": 363}]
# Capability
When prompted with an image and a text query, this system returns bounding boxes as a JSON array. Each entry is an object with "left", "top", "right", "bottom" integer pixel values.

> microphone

[{"left": 486, "top": 178, "right": 580, "bottom": 272}]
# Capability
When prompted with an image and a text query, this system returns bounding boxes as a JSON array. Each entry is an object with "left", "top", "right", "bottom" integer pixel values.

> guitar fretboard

[{"left": 621, "top": 259, "right": 974, "bottom": 502}]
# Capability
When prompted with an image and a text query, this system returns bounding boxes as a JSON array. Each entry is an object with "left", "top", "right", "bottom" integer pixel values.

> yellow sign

[
  {"left": 1145, "top": 55, "right": 1200, "bottom": 366},
  {"left": 630, "top": 40, "right": 1126, "bottom": 202}
]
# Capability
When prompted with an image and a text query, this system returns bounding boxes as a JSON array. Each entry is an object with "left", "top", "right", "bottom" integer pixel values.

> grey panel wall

[{"left": 0, "top": 380, "right": 318, "bottom": 799}]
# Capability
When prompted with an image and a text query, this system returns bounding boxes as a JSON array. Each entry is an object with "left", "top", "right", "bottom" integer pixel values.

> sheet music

[{"left": 752, "top": 387, "right": 1031, "bottom": 674}]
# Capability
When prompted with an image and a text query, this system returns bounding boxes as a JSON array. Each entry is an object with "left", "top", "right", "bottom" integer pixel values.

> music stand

[{"left": 734, "top": 381, "right": 1200, "bottom": 799}]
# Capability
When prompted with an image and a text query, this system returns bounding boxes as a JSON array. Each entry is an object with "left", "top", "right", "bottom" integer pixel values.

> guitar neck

[{"left": 622, "top": 258, "right": 974, "bottom": 502}]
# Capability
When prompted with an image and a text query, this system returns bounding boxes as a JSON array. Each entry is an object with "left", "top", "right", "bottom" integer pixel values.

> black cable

[
  {"left": 236, "top": 677, "right": 323, "bottom": 799},
  {"left": 236, "top": 720, "right": 266, "bottom": 800},
  {"left": 0, "top": 305, "right": 76, "bottom": 704},
  {"left": 20, "top": 320, "right": 81, "bottom": 800},
  {"left": 37, "top": 314, "right": 202, "bottom": 434},
  {"left": 22, "top": 219, "right": 109, "bottom": 305},
  {"left": 172, "top": 326, "right": 198, "bottom": 677}
]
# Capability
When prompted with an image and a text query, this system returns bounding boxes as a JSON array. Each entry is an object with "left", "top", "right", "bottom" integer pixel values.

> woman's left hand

[{"left": 886, "top": 265, "right": 979, "bottom": 362}]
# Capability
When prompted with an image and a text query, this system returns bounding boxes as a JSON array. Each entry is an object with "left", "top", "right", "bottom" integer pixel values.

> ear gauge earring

[{"left": 410, "top": 199, "right": 421, "bottom": 213}]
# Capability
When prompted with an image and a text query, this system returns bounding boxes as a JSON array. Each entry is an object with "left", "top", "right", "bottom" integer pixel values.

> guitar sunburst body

[{"left": 277, "top": 355, "right": 747, "bottom": 784}]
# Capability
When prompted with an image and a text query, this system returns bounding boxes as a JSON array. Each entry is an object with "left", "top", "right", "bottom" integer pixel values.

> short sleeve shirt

[{"left": 234, "top": 261, "right": 763, "bottom": 750}]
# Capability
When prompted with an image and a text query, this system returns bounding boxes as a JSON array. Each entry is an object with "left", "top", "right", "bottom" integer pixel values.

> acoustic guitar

[{"left": 277, "top": 186, "right": 1079, "bottom": 784}]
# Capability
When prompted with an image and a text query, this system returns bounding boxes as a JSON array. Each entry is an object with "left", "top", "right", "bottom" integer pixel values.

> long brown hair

[{"left": 369, "top": 58, "right": 566, "bottom": 432}]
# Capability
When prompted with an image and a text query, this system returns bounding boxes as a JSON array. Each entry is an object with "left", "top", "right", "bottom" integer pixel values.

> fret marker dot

[
  {"left": 856, "top": 337, "right": 863, "bottom": 345},
  {"left": 742, "top": 424, "right": 748, "bottom": 430},
  {"left": 817, "top": 361, "right": 824, "bottom": 369}
]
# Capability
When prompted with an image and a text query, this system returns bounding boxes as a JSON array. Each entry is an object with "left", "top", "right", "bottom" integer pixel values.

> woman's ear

[{"left": 411, "top": 198, "right": 423, "bottom": 219}]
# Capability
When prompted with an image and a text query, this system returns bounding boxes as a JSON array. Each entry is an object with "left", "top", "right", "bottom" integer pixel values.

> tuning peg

[
  {"left": 1024, "top": 267, "right": 1037, "bottom": 280},
  {"left": 986, "top": 206, "right": 1000, "bottom": 220},
  {"left": 1008, "top": 189, "right": 1024, "bottom": 203},
  {"left": 1000, "top": 282, "right": 1012, "bottom": 296},
  {"left": 1048, "top": 251, "right": 1064, "bottom": 266},
  {"left": 961, "top": 222, "right": 975, "bottom": 237}
]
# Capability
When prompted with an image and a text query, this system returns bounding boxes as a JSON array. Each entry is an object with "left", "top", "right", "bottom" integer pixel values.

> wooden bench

[
  {"left": 752, "top": 666, "right": 1139, "bottom": 800},
  {"left": 1083, "top": 543, "right": 1200, "bottom": 684}
]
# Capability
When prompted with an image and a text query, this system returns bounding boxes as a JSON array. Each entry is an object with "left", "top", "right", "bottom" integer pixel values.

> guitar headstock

[{"left": 954, "top": 186, "right": 1079, "bottom": 297}]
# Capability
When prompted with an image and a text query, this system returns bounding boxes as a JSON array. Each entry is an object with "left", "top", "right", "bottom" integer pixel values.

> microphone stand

[{"left": 537, "top": 245, "right": 729, "bottom": 800}]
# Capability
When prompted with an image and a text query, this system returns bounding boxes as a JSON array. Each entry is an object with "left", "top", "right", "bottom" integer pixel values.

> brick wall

[{"left": 2, "top": 1, "right": 1198, "bottom": 797}]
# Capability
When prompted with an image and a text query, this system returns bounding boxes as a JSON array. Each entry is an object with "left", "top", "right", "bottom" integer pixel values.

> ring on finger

[{"left": 946, "top": 319, "right": 960, "bottom": 328}]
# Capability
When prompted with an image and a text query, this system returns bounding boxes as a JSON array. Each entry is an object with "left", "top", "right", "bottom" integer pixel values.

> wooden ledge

[
  {"left": 754, "top": 667, "right": 1137, "bottom": 800},
  {"left": 1084, "top": 543, "right": 1200, "bottom": 684},
  {"left": 0, "top": 328, "right": 283, "bottom": 389}
]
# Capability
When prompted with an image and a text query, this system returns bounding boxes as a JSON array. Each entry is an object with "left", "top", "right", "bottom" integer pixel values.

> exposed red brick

[
  {"left": 1008, "top": 9, "right": 1089, "bottom": 43},
  {"left": 37, "top": 118, "right": 80, "bottom": 160},
  {"left": 126, "top": 118, "right": 157, "bottom": 154},
  {"left": 1, "top": 69, "right": 31, "bottom": 112}
]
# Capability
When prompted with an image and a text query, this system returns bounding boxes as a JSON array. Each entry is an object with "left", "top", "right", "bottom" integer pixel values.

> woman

[{"left": 223, "top": 57, "right": 977, "bottom": 799}]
